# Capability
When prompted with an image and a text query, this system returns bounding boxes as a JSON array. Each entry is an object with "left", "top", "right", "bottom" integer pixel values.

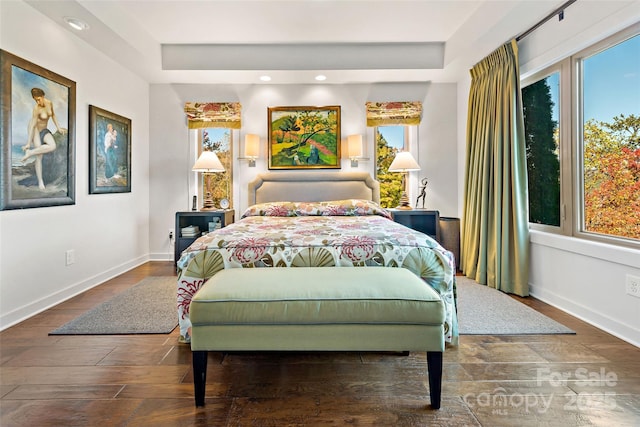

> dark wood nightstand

[
  {"left": 389, "top": 209, "right": 440, "bottom": 242},
  {"left": 175, "top": 210, "right": 235, "bottom": 265}
]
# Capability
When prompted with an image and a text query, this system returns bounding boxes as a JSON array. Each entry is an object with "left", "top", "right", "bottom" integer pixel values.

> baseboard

[
  {"left": 149, "top": 252, "right": 173, "bottom": 262},
  {"left": 530, "top": 285, "right": 640, "bottom": 348},
  {"left": 0, "top": 254, "right": 149, "bottom": 331}
]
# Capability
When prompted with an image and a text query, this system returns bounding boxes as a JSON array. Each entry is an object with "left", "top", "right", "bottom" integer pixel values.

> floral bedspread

[{"left": 176, "top": 200, "right": 458, "bottom": 345}]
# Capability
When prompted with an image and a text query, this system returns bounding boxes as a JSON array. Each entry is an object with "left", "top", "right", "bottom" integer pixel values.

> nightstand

[
  {"left": 175, "top": 210, "right": 235, "bottom": 265},
  {"left": 389, "top": 209, "right": 440, "bottom": 242}
]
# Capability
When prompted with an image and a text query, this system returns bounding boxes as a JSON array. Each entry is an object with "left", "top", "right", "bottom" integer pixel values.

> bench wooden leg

[
  {"left": 193, "top": 351, "right": 208, "bottom": 407},
  {"left": 426, "top": 351, "right": 443, "bottom": 409}
]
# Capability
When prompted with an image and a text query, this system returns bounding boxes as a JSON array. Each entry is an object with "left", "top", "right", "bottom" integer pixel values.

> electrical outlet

[
  {"left": 626, "top": 274, "right": 640, "bottom": 298},
  {"left": 169, "top": 229, "right": 174, "bottom": 240},
  {"left": 65, "top": 249, "right": 75, "bottom": 266}
]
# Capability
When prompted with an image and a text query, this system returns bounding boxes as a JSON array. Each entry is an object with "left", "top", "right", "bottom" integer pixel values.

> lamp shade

[
  {"left": 245, "top": 134, "right": 259, "bottom": 158},
  {"left": 192, "top": 151, "right": 225, "bottom": 172},
  {"left": 388, "top": 151, "right": 421, "bottom": 172},
  {"left": 347, "top": 134, "right": 363, "bottom": 158}
]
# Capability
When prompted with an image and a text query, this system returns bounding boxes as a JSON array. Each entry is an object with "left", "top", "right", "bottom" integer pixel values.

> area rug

[
  {"left": 50, "top": 276, "right": 178, "bottom": 335},
  {"left": 456, "top": 275, "right": 574, "bottom": 335},
  {"left": 49, "top": 274, "right": 572, "bottom": 336}
]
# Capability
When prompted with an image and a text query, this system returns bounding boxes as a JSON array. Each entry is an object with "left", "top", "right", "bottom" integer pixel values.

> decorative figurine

[{"left": 416, "top": 177, "right": 428, "bottom": 209}]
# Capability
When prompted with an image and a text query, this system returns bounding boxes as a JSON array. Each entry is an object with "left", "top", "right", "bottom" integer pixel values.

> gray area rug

[
  {"left": 49, "top": 274, "right": 572, "bottom": 336},
  {"left": 456, "top": 275, "right": 574, "bottom": 335},
  {"left": 50, "top": 276, "right": 178, "bottom": 335}
]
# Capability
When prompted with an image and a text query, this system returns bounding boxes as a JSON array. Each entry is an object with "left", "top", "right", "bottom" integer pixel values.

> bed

[{"left": 176, "top": 171, "right": 458, "bottom": 345}]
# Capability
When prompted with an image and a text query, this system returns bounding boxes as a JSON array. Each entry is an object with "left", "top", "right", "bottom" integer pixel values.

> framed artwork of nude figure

[{"left": 0, "top": 50, "right": 76, "bottom": 210}]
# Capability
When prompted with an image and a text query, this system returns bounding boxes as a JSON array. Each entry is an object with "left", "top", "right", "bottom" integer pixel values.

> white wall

[
  {"left": 148, "top": 82, "right": 458, "bottom": 259},
  {"left": 0, "top": 1, "right": 150, "bottom": 329},
  {"left": 455, "top": 0, "right": 640, "bottom": 346}
]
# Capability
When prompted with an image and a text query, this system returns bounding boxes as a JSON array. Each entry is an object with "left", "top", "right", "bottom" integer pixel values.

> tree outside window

[
  {"left": 199, "top": 128, "right": 233, "bottom": 209},
  {"left": 375, "top": 126, "right": 406, "bottom": 208},
  {"left": 580, "top": 34, "right": 639, "bottom": 240},
  {"left": 523, "top": 72, "right": 561, "bottom": 227}
]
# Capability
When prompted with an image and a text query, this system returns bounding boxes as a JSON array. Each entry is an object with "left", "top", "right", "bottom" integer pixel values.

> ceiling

[{"left": 24, "top": 0, "right": 565, "bottom": 85}]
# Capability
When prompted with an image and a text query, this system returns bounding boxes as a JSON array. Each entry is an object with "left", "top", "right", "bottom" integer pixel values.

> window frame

[
  {"left": 573, "top": 24, "right": 639, "bottom": 248},
  {"left": 521, "top": 62, "right": 571, "bottom": 235},
  {"left": 521, "top": 23, "right": 639, "bottom": 249},
  {"left": 196, "top": 128, "right": 234, "bottom": 210},
  {"left": 374, "top": 125, "right": 410, "bottom": 209}
]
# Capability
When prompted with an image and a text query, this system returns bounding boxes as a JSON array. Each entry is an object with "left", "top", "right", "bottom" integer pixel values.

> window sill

[{"left": 530, "top": 230, "right": 640, "bottom": 269}]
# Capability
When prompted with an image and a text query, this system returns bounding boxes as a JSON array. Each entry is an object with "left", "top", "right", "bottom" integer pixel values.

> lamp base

[
  {"left": 396, "top": 191, "right": 412, "bottom": 210},
  {"left": 200, "top": 192, "right": 216, "bottom": 211}
]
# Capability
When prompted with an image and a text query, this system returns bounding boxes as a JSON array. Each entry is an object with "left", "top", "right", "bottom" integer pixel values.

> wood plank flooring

[{"left": 1, "top": 262, "right": 639, "bottom": 426}]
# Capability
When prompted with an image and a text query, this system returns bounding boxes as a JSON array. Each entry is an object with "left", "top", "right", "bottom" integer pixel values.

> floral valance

[
  {"left": 184, "top": 102, "right": 241, "bottom": 129},
  {"left": 365, "top": 101, "right": 423, "bottom": 126}
]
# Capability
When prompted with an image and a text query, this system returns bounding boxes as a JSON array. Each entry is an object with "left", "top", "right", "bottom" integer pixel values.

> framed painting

[
  {"left": 0, "top": 50, "right": 76, "bottom": 210},
  {"left": 89, "top": 105, "right": 131, "bottom": 194},
  {"left": 268, "top": 105, "right": 341, "bottom": 169}
]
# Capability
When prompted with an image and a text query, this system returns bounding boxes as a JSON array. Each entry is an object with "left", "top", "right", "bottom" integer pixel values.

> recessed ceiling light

[
  {"left": 315, "top": 75, "right": 327, "bottom": 81},
  {"left": 259, "top": 75, "right": 272, "bottom": 82},
  {"left": 64, "top": 17, "right": 89, "bottom": 31}
]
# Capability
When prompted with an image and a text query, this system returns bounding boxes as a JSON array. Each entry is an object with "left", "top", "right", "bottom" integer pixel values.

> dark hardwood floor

[{"left": 1, "top": 262, "right": 639, "bottom": 426}]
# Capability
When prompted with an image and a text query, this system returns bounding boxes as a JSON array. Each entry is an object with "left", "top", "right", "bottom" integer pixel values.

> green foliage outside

[
  {"left": 523, "top": 78, "right": 561, "bottom": 226},
  {"left": 201, "top": 129, "right": 232, "bottom": 207},
  {"left": 376, "top": 130, "right": 403, "bottom": 208},
  {"left": 583, "top": 114, "right": 640, "bottom": 239}
]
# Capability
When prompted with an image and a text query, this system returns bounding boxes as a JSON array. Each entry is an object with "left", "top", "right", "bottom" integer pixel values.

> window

[
  {"left": 578, "top": 33, "right": 639, "bottom": 241},
  {"left": 198, "top": 128, "right": 233, "bottom": 209},
  {"left": 521, "top": 24, "right": 639, "bottom": 246},
  {"left": 375, "top": 126, "right": 407, "bottom": 208},
  {"left": 523, "top": 71, "right": 561, "bottom": 227}
]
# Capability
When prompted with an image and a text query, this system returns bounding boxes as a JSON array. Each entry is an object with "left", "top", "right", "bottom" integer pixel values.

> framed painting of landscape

[
  {"left": 268, "top": 105, "right": 341, "bottom": 169},
  {"left": 0, "top": 50, "right": 76, "bottom": 210}
]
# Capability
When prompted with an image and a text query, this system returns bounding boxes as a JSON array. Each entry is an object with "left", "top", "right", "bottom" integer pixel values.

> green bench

[{"left": 190, "top": 267, "right": 446, "bottom": 409}]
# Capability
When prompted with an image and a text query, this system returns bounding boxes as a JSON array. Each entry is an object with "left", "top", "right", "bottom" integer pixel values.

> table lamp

[
  {"left": 192, "top": 150, "right": 225, "bottom": 210},
  {"left": 388, "top": 151, "right": 421, "bottom": 210}
]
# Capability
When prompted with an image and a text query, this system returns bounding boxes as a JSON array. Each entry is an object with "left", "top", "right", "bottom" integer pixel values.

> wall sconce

[
  {"left": 192, "top": 150, "right": 225, "bottom": 210},
  {"left": 388, "top": 151, "right": 421, "bottom": 210},
  {"left": 243, "top": 134, "right": 259, "bottom": 167},
  {"left": 347, "top": 134, "right": 364, "bottom": 167}
]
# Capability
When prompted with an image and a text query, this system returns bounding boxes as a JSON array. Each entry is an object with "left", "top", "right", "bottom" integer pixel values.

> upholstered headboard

[{"left": 248, "top": 172, "right": 380, "bottom": 205}]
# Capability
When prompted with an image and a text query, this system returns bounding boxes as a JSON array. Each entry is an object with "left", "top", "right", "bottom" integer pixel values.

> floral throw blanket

[{"left": 176, "top": 200, "right": 457, "bottom": 344}]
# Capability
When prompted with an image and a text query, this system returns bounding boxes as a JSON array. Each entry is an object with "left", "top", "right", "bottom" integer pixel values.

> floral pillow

[
  {"left": 241, "top": 199, "right": 391, "bottom": 219},
  {"left": 241, "top": 202, "right": 298, "bottom": 218}
]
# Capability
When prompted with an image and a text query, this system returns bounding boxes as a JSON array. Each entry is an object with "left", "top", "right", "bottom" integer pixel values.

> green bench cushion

[{"left": 190, "top": 267, "right": 445, "bottom": 326}]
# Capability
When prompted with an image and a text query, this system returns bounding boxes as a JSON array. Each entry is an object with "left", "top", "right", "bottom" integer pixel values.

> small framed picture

[
  {"left": 268, "top": 105, "right": 341, "bottom": 169},
  {"left": 89, "top": 105, "right": 131, "bottom": 194},
  {"left": 0, "top": 50, "right": 76, "bottom": 210}
]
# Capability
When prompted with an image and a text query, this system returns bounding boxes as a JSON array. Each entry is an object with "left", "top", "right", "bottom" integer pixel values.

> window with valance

[
  {"left": 184, "top": 102, "right": 240, "bottom": 210},
  {"left": 367, "top": 101, "right": 422, "bottom": 208}
]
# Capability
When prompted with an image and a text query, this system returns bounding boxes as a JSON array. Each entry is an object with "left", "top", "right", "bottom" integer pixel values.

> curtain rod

[{"left": 516, "top": 0, "right": 578, "bottom": 42}]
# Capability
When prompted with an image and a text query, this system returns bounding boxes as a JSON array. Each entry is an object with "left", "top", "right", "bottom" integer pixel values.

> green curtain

[{"left": 461, "top": 39, "right": 530, "bottom": 296}]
